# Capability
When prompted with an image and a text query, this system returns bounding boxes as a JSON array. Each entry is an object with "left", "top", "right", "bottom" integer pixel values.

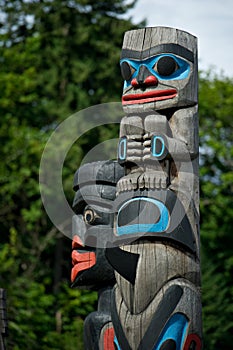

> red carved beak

[{"left": 71, "top": 235, "right": 96, "bottom": 282}]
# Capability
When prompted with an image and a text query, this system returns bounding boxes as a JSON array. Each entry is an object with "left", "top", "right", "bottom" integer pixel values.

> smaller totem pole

[
  {"left": 0, "top": 289, "right": 7, "bottom": 350},
  {"left": 71, "top": 160, "right": 124, "bottom": 350}
]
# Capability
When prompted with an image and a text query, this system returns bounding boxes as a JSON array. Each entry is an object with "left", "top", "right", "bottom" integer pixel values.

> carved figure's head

[
  {"left": 120, "top": 26, "right": 198, "bottom": 113},
  {"left": 71, "top": 160, "right": 124, "bottom": 290}
]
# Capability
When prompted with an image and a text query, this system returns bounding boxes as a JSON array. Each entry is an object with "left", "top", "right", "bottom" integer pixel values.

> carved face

[
  {"left": 71, "top": 201, "right": 116, "bottom": 289},
  {"left": 71, "top": 161, "right": 124, "bottom": 289},
  {"left": 120, "top": 27, "right": 198, "bottom": 113}
]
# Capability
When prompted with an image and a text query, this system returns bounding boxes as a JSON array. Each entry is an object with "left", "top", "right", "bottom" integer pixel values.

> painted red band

[
  {"left": 72, "top": 250, "right": 96, "bottom": 264},
  {"left": 71, "top": 251, "right": 96, "bottom": 282},
  {"left": 122, "top": 89, "right": 177, "bottom": 105},
  {"left": 103, "top": 327, "right": 115, "bottom": 350}
]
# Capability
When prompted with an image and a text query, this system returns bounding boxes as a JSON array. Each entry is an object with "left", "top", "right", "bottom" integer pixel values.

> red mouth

[
  {"left": 122, "top": 89, "right": 177, "bottom": 105},
  {"left": 71, "top": 250, "right": 96, "bottom": 282},
  {"left": 71, "top": 235, "right": 96, "bottom": 282}
]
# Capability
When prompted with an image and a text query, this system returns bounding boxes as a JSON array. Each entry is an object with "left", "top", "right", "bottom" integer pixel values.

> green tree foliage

[
  {"left": 0, "top": 0, "right": 138, "bottom": 126},
  {"left": 0, "top": 1, "right": 140, "bottom": 349},
  {"left": 199, "top": 71, "right": 233, "bottom": 349}
]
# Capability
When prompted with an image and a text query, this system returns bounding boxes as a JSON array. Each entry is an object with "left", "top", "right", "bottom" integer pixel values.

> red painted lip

[
  {"left": 71, "top": 250, "right": 96, "bottom": 282},
  {"left": 122, "top": 89, "right": 177, "bottom": 105}
]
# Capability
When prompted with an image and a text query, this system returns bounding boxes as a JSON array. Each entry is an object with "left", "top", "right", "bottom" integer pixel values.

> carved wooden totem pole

[
  {"left": 71, "top": 160, "right": 124, "bottom": 350},
  {"left": 105, "top": 27, "right": 202, "bottom": 349}
]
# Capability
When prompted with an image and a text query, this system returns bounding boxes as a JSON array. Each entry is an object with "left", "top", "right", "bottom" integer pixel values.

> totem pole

[
  {"left": 71, "top": 160, "right": 124, "bottom": 350},
  {"left": 105, "top": 27, "right": 202, "bottom": 349}
]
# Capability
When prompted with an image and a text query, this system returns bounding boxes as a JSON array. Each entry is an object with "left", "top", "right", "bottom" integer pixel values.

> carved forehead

[{"left": 121, "top": 26, "right": 197, "bottom": 62}]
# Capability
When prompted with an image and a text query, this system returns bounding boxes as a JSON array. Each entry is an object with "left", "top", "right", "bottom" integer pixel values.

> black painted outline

[
  {"left": 105, "top": 247, "right": 139, "bottom": 285},
  {"left": 121, "top": 44, "right": 194, "bottom": 63},
  {"left": 111, "top": 285, "right": 183, "bottom": 350}
]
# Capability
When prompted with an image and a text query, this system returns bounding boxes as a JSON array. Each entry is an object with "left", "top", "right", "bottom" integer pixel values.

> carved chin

[{"left": 122, "top": 88, "right": 177, "bottom": 105}]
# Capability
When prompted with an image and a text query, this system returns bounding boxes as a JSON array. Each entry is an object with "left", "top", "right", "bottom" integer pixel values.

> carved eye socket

[
  {"left": 84, "top": 208, "right": 96, "bottom": 225},
  {"left": 155, "top": 56, "right": 178, "bottom": 77},
  {"left": 120, "top": 61, "right": 135, "bottom": 81}
]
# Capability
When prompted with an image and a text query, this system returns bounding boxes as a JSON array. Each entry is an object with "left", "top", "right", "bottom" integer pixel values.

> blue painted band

[
  {"left": 114, "top": 336, "right": 121, "bottom": 350},
  {"left": 154, "top": 313, "right": 189, "bottom": 350},
  {"left": 121, "top": 53, "right": 190, "bottom": 88},
  {"left": 118, "top": 137, "right": 127, "bottom": 161},
  {"left": 117, "top": 222, "right": 168, "bottom": 235}
]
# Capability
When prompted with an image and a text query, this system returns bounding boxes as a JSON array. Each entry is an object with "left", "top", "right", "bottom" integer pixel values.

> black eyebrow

[{"left": 121, "top": 43, "right": 194, "bottom": 63}]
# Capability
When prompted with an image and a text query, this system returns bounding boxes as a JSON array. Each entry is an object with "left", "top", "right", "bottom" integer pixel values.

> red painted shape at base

[
  {"left": 183, "top": 333, "right": 202, "bottom": 350},
  {"left": 103, "top": 327, "right": 115, "bottom": 350}
]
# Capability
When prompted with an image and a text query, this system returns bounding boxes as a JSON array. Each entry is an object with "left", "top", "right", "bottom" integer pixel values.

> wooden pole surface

[
  {"left": 106, "top": 26, "right": 202, "bottom": 350},
  {"left": 71, "top": 26, "right": 202, "bottom": 350}
]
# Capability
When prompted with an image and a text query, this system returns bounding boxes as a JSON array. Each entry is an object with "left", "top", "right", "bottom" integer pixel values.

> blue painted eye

[
  {"left": 152, "top": 55, "right": 190, "bottom": 80},
  {"left": 120, "top": 54, "right": 190, "bottom": 89}
]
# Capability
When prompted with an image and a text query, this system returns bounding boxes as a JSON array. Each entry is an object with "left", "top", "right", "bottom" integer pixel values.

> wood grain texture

[
  {"left": 115, "top": 242, "right": 200, "bottom": 314},
  {"left": 75, "top": 26, "right": 202, "bottom": 350},
  {"left": 113, "top": 277, "right": 201, "bottom": 350},
  {"left": 113, "top": 26, "right": 202, "bottom": 349}
]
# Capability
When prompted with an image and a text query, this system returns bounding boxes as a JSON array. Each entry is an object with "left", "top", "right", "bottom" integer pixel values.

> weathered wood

[
  {"left": 109, "top": 26, "right": 202, "bottom": 349},
  {"left": 112, "top": 242, "right": 201, "bottom": 349},
  {"left": 84, "top": 288, "right": 114, "bottom": 350},
  {"left": 120, "top": 26, "right": 198, "bottom": 114},
  {"left": 71, "top": 26, "right": 201, "bottom": 350}
]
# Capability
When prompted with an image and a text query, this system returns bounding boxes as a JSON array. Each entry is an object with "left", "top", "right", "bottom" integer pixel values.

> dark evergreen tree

[
  {"left": 0, "top": 0, "right": 139, "bottom": 126},
  {"left": 0, "top": 1, "right": 141, "bottom": 348},
  {"left": 199, "top": 71, "right": 233, "bottom": 349}
]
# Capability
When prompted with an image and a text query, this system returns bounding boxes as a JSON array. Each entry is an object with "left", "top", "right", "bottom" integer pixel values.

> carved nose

[{"left": 131, "top": 65, "right": 158, "bottom": 88}]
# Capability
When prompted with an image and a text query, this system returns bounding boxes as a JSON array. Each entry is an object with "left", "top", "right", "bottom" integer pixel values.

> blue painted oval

[{"left": 116, "top": 197, "right": 169, "bottom": 236}]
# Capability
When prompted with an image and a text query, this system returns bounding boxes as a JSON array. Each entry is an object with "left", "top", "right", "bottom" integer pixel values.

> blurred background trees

[
  {"left": 0, "top": 0, "right": 232, "bottom": 349},
  {"left": 199, "top": 72, "right": 233, "bottom": 349}
]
